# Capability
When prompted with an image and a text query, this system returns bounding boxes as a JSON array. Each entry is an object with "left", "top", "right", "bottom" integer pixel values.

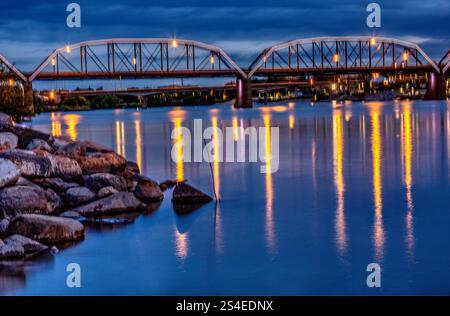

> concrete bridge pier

[
  {"left": 234, "top": 76, "right": 253, "bottom": 108},
  {"left": 23, "top": 81, "right": 34, "bottom": 115},
  {"left": 424, "top": 71, "right": 446, "bottom": 100}
]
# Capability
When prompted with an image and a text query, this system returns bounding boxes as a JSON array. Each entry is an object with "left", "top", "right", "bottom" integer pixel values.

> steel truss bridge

[{"left": 0, "top": 36, "right": 448, "bottom": 108}]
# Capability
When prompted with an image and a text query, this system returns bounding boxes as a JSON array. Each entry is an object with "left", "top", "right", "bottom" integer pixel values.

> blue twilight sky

[{"left": 0, "top": 0, "right": 448, "bottom": 87}]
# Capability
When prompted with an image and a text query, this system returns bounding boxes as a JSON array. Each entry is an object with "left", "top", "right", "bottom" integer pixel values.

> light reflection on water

[{"left": 10, "top": 100, "right": 450, "bottom": 295}]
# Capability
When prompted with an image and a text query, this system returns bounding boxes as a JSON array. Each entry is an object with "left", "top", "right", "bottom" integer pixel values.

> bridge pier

[
  {"left": 23, "top": 81, "right": 34, "bottom": 115},
  {"left": 424, "top": 71, "right": 446, "bottom": 100},
  {"left": 234, "top": 77, "right": 253, "bottom": 108}
]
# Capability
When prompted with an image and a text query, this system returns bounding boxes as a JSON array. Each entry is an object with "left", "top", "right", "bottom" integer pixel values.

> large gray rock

[
  {"left": 64, "top": 187, "right": 96, "bottom": 207},
  {"left": 0, "top": 241, "right": 24, "bottom": 259},
  {"left": 0, "top": 150, "right": 51, "bottom": 178},
  {"left": 7, "top": 214, "right": 85, "bottom": 243},
  {"left": 74, "top": 152, "right": 127, "bottom": 175},
  {"left": 0, "top": 112, "right": 14, "bottom": 126},
  {"left": 70, "top": 192, "right": 146, "bottom": 216},
  {"left": 0, "top": 132, "right": 18, "bottom": 151},
  {"left": 33, "top": 177, "right": 79, "bottom": 193},
  {"left": 0, "top": 185, "right": 59, "bottom": 218},
  {"left": 172, "top": 183, "right": 213, "bottom": 204},
  {"left": 0, "top": 124, "right": 51, "bottom": 149},
  {"left": 26, "top": 138, "right": 54, "bottom": 152},
  {"left": 97, "top": 186, "right": 118, "bottom": 198},
  {"left": 3, "top": 234, "right": 48, "bottom": 254},
  {"left": 0, "top": 158, "right": 20, "bottom": 188},
  {"left": 0, "top": 219, "right": 9, "bottom": 236},
  {"left": 34, "top": 150, "right": 82, "bottom": 180},
  {"left": 134, "top": 175, "right": 164, "bottom": 202},
  {"left": 82, "top": 173, "right": 127, "bottom": 192}
]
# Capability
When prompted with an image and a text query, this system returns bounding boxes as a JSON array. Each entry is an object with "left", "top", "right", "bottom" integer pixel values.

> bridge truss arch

[
  {"left": 30, "top": 38, "right": 247, "bottom": 81},
  {"left": 440, "top": 50, "right": 450, "bottom": 74},
  {"left": 0, "top": 53, "right": 27, "bottom": 82},
  {"left": 248, "top": 36, "right": 440, "bottom": 78}
]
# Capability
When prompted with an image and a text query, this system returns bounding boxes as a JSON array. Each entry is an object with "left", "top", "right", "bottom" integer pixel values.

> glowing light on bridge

[
  {"left": 370, "top": 37, "right": 377, "bottom": 46},
  {"left": 7, "top": 78, "right": 14, "bottom": 87},
  {"left": 51, "top": 58, "right": 56, "bottom": 66},
  {"left": 403, "top": 51, "right": 409, "bottom": 62},
  {"left": 65, "top": 45, "right": 71, "bottom": 53},
  {"left": 172, "top": 39, "right": 178, "bottom": 48},
  {"left": 333, "top": 54, "right": 340, "bottom": 63},
  {"left": 133, "top": 57, "right": 137, "bottom": 65},
  {"left": 210, "top": 55, "right": 215, "bottom": 64}
]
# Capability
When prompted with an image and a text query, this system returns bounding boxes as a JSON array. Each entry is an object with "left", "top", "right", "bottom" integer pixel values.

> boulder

[
  {"left": 0, "top": 219, "right": 9, "bottom": 236},
  {"left": 0, "top": 149, "right": 51, "bottom": 178},
  {"left": 7, "top": 214, "right": 85, "bottom": 243},
  {"left": 33, "top": 177, "right": 79, "bottom": 193},
  {"left": 16, "top": 176, "right": 43, "bottom": 189},
  {"left": 97, "top": 186, "right": 118, "bottom": 198},
  {"left": 74, "top": 152, "right": 127, "bottom": 175},
  {"left": 34, "top": 150, "right": 82, "bottom": 180},
  {"left": 64, "top": 187, "right": 96, "bottom": 207},
  {"left": 159, "top": 179, "right": 179, "bottom": 191},
  {"left": 172, "top": 183, "right": 213, "bottom": 204},
  {"left": 49, "top": 136, "right": 71, "bottom": 151},
  {"left": 0, "top": 185, "right": 59, "bottom": 218},
  {"left": 0, "top": 242, "right": 24, "bottom": 259},
  {"left": 0, "top": 124, "right": 51, "bottom": 149},
  {"left": 26, "top": 138, "right": 54, "bottom": 152},
  {"left": 134, "top": 175, "right": 164, "bottom": 202},
  {"left": 70, "top": 192, "right": 146, "bottom": 216},
  {"left": 82, "top": 173, "right": 127, "bottom": 192},
  {"left": 59, "top": 211, "right": 85, "bottom": 221},
  {"left": 0, "top": 158, "right": 20, "bottom": 188},
  {"left": 0, "top": 132, "right": 18, "bottom": 151},
  {"left": 0, "top": 112, "right": 14, "bottom": 126},
  {"left": 3, "top": 234, "right": 48, "bottom": 254}
]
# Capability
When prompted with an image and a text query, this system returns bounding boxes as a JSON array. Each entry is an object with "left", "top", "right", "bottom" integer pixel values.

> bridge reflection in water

[{"left": 39, "top": 100, "right": 450, "bottom": 280}]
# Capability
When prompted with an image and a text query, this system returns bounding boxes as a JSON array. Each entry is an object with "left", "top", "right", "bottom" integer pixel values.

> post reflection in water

[
  {"left": 401, "top": 103, "right": 415, "bottom": 259},
  {"left": 63, "top": 114, "right": 80, "bottom": 141},
  {"left": 135, "top": 120, "right": 143, "bottom": 173},
  {"left": 115, "top": 121, "right": 126, "bottom": 157},
  {"left": 369, "top": 104, "right": 385, "bottom": 262},
  {"left": 332, "top": 110, "right": 347, "bottom": 257},
  {"left": 174, "top": 226, "right": 189, "bottom": 260},
  {"left": 172, "top": 118, "right": 184, "bottom": 182},
  {"left": 263, "top": 114, "right": 276, "bottom": 254},
  {"left": 50, "top": 112, "right": 62, "bottom": 137},
  {"left": 212, "top": 117, "right": 221, "bottom": 199}
]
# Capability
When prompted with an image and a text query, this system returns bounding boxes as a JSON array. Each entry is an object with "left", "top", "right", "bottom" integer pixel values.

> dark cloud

[{"left": 0, "top": 0, "right": 448, "bottom": 70}]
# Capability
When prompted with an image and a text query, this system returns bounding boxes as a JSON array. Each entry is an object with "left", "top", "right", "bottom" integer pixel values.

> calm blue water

[{"left": 1, "top": 100, "right": 450, "bottom": 295}]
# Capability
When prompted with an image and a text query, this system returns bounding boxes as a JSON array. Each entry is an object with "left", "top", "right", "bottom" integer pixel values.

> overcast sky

[{"left": 1, "top": 0, "right": 448, "bottom": 74}]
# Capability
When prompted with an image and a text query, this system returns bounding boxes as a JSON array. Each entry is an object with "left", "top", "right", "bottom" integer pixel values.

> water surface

[{"left": 2, "top": 100, "right": 450, "bottom": 295}]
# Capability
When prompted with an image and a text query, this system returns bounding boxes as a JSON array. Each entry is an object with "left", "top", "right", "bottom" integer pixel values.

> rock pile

[{"left": 0, "top": 112, "right": 212, "bottom": 261}]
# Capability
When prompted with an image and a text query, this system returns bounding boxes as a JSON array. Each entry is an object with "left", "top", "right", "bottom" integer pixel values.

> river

[{"left": 1, "top": 100, "right": 449, "bottom": 295}]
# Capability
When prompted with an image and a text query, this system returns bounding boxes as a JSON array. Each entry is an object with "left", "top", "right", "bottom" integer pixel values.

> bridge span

[{"left": 0, "top": 36, "right": 448, "bottom": 109}]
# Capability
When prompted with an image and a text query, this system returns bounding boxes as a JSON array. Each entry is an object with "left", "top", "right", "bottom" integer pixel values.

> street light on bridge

[
  {"left": 65, "top": 45, "right": 71, "bottom": 53},
  {"left": 333, "top": 54, "right": 340, "bottom": 63},
  {"left": 370, "top": 37, "right": 377, "bottom": 46}
]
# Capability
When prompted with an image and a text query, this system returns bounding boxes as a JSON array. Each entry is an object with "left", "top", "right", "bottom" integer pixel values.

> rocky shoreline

[{"left": 0, "top": 112, "right": 212, "bottom": 261}]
